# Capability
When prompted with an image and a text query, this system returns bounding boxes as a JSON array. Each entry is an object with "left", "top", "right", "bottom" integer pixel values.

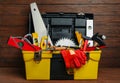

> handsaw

[{"left": 30, "top": 2, "right": 53, "bottom": 46}]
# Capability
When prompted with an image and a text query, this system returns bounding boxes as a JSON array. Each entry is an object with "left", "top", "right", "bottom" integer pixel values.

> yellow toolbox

[{"left": 22, "top": 50, "right": 101, "bottom": 80}]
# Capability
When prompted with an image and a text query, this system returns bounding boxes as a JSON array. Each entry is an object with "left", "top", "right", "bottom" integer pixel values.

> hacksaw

[{"left": 30, "top": 2, "right": 53, "bottom": 46}]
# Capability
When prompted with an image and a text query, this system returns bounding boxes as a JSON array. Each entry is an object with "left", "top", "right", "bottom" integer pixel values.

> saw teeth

[{"left": 55, "top": 38, "right": 76, "bottom": 47}]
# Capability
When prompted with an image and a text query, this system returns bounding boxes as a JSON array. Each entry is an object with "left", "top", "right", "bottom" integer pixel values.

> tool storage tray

[
  {"left": 42, "top": 13, "right": 93, "bottom": 44},
  {"left": 22, "top": 50, "right": 101, "bottom": 80}
]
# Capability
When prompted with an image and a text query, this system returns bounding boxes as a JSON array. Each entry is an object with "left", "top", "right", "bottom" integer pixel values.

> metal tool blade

[{"left": 30, "top": 2, "right": 53, "bottom": 46}]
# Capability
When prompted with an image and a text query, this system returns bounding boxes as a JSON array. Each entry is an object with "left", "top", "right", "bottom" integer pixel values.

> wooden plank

[
  {"left": 99, "top": 68, "right": 120, "bottom": 80},
  {"left": 0, "top": 26, "right": 27, "bottom": 36},
  {"left": 0, "top": 27, "right": 27, "bottom": 37},
  {"left": 0, "top": 5, "right": 29, "bottom": 16},
  {"left": 0, "top": 0, "right": 120, "bottom": 5},
  {"left": 100, "top": 58, "right": 120, "bottom": 67},
  {"left": 105, "top": 39, "right": 120, "bottom": 48},
  {"left": 0, "top": 48, "right": 21, "bottom": 58},
  {"left": 94, "top": 15, "right": 120, "bottom": 26},
  {"left": 0, "top": 59, "right": 24, "bottom": 67},
  {"left": 0, "top": 16, "right": 28, "bottom": 26},
  {"left": 101, "top": 48, "right": 120, "bottom": 58},
  {"left": 94, "top": 26, "right": 120, "bottom": 39},
  {"left": 0, "top": 15, "right": 119, "bottom": 26},
  {"left": 0, "top": 5, "right": 120, "bottom": 16},
  {"left": 0, "top": 48, "right": 23, "bottom": 67},
  {"left": 94, "top": 25, "right": 120, "bottom": 36},
  {"left": 36, "top": 5, "right": 120, "bottom": 15}
]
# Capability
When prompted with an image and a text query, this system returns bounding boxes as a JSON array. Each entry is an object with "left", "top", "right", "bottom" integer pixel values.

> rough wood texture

[{"left": 0, "top": 0, "right": 120, "bottom": 67}]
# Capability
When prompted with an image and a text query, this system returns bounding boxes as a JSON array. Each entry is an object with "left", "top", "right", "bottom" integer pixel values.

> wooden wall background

[{"left": 0, "top": 0, "right": 120, "bottom": 68}]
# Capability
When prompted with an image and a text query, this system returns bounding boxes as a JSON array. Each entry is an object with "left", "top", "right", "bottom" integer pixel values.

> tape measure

[
  {"left": 32, "top": 33, "right": 39, "bottom": 46},
  {"left": 40, "top": 36, "right": 48, "bottom": 50}
]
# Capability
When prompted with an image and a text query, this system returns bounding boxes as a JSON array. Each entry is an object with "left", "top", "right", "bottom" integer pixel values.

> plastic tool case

[
  {"left": 42, "top": 13, "right": 94, "bottom": 45},
  {"left": 22, "top": 13, "right": 101, "bottom": 80},
  {"left": 23, "top": 50, "right": 101, "bottom": 80}
]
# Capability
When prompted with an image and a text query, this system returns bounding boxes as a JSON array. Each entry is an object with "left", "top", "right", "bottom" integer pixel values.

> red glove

[
  {"left": 69, "top": 50, "right": 81, "bottom": 68},
  {"left": 75, "top": 50, "right": 86, "bottom": 65},
  {"left": 61, "top": 50, "right": 71, "bottom": 68},
  {"left": 61, "top": 49, "right": 87, "bottom": 69}
]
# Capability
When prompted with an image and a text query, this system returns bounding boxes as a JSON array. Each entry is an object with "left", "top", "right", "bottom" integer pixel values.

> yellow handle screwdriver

[
  {"left": 75, "top": 31, "right": 84, "bottom": 48},
  {"left": 32, "top": 33, "right": 39, "bottom": 46}
]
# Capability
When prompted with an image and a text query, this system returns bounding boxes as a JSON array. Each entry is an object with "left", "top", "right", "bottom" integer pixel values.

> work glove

[{"left": 61, "top": 49, "right": 87, "bottom": 69}]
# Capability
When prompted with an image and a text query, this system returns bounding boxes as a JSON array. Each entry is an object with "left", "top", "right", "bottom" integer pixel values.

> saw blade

[
  {"left": 55, "top": 38, "right": 76, "bottom": 47},
  {"left": 30, "top": 2, "right": 53, "bottom": 46}
]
